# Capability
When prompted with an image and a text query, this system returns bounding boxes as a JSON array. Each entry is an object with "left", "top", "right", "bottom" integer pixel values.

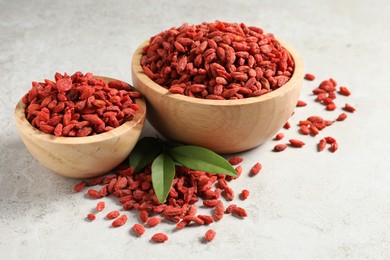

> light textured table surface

[{"left": 1, "top": 0, "right": 389, "bottom": 259}]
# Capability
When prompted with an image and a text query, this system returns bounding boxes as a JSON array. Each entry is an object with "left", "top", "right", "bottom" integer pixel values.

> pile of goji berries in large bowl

[
  {"left": 14, "top": 72, "right": 146, "bottom": 178},
  {"left": 131, "top": 21, "right": 304, "bottom": 153}
]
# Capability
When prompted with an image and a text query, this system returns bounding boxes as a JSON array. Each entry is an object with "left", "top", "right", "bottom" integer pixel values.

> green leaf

[
  {"left": 169, "top": 146, "right": 237, "bottom": 177},
  {"left": 128, "top": 137, "right": 162, "bottom": 173},
  {"left": 151, "top": 152, "right": 176, "bottom": 204}
]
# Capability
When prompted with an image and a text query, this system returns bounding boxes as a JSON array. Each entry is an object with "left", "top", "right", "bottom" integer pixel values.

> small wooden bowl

[
  {"left": 14, "top": 76, "right": 146, "bottom": 178},
  {"left": 131, "top": 40, "right": 304, "bottom": 154}
]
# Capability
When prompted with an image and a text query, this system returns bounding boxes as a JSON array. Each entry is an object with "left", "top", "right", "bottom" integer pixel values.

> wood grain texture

[
  {"left": 14, "top": 76, "right": 146, "bottom": 178},
  {"left": 131, "top": 40, "right": 304, "bottom": 153}
]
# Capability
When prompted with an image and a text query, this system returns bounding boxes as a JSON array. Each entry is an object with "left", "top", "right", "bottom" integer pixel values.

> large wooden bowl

[
  {"left": 14, "top": 76, "right": 146, "bottom": 178},
  {"left": 131, "top": 41, "right": 304, "bottom": 154}
]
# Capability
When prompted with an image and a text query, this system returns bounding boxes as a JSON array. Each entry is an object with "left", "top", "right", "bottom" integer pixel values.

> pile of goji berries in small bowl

[
  {"left": 131, "top": 21, "right": 304, "bottom": 153},
  {"left": 14, "top": 72, "right": 146, "bottom": 178}
]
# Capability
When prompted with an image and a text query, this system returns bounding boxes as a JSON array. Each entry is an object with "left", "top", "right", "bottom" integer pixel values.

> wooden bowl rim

[
  {"left": 14, "top": 76, "right": 147, "bottom": 145},
  {"left": 132, "top": 39, "right": 304, "bottom": 106}
]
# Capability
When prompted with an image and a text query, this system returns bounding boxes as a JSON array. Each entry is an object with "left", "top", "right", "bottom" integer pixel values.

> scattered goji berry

[
  {"left": 106, "top": 210, "right": 120, "bottom": 219},
  {"left": 96, "top": 201, "right": 105, "bottom": 212},
  {"left": 289, "top": 139, "right": 305, "bottom": 147},
  {"left": 228, "top": 156, "right": 243, "bottom": 165},
  {"left": 337, "top": 113, "right": 347, "bottom": 121},
  {"left": 273, "top": 144, "right": 287, "bottom": 152},
  {"left": 112, "top": 214, "right": 128, "bottom": 227},
  {"left": 344, "top": 103, "right": 356, "bottom": 113},
  {"left": 204, "top": 229, "right": 216, "bottom": 242},
  {"left": 132, "top": 223, "right": 145, "bottom": 236},
  {"left": 275, "top": 132, "right": 284, "bottom": 140},
  {"left": 304, "top": 73, "right": 315, "bottom": 81},
  {"left": 87, "top": 213, "right": 96, "bottom": 221},
  {"left": 240, "top": 190, "right": 250, "bottom": 200},
  {"left": 250, "top": 163, "right": 262, "bottom": 175},
  {"left": 151, "top": 233, "right": 168, "bottom": 243},
  {"left": 146, "top": 217, "right": 162, "bottom": 227}
]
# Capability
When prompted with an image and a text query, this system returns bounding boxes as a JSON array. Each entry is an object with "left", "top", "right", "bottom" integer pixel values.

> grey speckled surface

[{"left": 1, "top": 0, "right": 390, "bottom": 259}]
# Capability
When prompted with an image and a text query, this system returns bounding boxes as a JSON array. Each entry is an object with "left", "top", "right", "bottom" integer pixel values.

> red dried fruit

[
  {"left": 87, "top": 213, "right": 96, "bottom": 221},
  {"left": 139, "top": 210, "right": 149, "bottom": 223},
  {"left": 197, "top": 215, "right": 214, "bottom": 224},
  {"left": 96, "top": 201, "right": 105, "bottom": 212},
  {"left": 112, "top": 214, "right": 128, "bottom": 227},
  {"left": 232, "top": 207, "right": 248, "bottom": 218},
  {"left": 204, "top": 229, "right": 216, "bottom": 242},
  {"left": 146, "top": 217, "right": 162, "bottom": 227},
  {"left": 289, "top": 139, "right": 305, "bottom": 147},
  {"left": 330, "top": 142, "right": 338, "bottom": 153},
  {"left": 240, "top": 190, "right": 250, "bottom": 200},
  {"left": 228, "top": 156, "right": 243, "bottom": 165},
  {"left": 339, "top": 86, "right": 351, "bottom": 96},
  {"left": 325, "top": 136, "right": 336, "bottom": 144},
  {"left": 132, "top": 223, "right": 145, "bottom": 236},
  {"left": 283, "top": 121, "right": 291, "bottom": 129},
  {"left": 213, "top": 200, "right": 225, "bottom": 221},
  {"left": 343, "top": 103, "right": 356, "bottom": 113},
  {"left": 304, "top": 73, "right": 315, "bottom": 81},
  {"left": 250, "top": 163, "right": 262, "bottom": 175},
  {"left": 300, "top": 125, "right": 310, "bottom": 135},
  {"left": 273, "top": 144, "right": 287, "bottom": 152},
  {"left": 296, "top": 100, "right": 307, "bottom": 107},
  {"left": 73, "top": 181, "right": 87, "bottom": 192},
  {"left": 106, "top": 210, "right": 120, "bottom": 219},
  {"left": 337, "top": 113, "right": 347, "bottom": 121},
  {"left": 275, "top": 132, "right": 284, "bottom": 140},
  {"left": 151, "top": 233, "right": 168, "bottom": 243},
  {"left": 318, "top": 139, "right": 327, "bottom": 152},
  {"left": 87, "top": 189, "right": 101, "bottom": 199}
]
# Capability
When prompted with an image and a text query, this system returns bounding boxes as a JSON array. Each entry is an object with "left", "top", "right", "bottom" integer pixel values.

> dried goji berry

[
  {"left": 337, "top": 113, "right": 347, "bottom": 121},
  {"left": 228, "top": 156, "right": 243, "bottom": 165},
  {"left": 204, "top": 229, "right": 216, "bottom": 242},
  {"left": 296, "top": 100, "right": 307, "bottom": 107},
  {"left": 213, "top": 200, "right": 225, "bottom": 221},
  {"left": 146, "top": 217, "right": 162, "bottom": 227},
  {"left": 250, "top": 163, "right": 262, "bottom": 175},
  {"left": 87, "top": 213, "right": 96, "bottom": 221},
  {"left": 232, "top": 207, "right": 248, "bottom": 218},
  {"left": 106, "top": 210, "right": 120, "bottom": 219},
  {"left": 289, "top": 139, "right": 305, "bottom": 147},
  {"left": 339, "top": 86, "right": 351, "bottom": 96},
  {"left": 73, "top": 181, "right": 87, "bottom": 192},
  {"left": 275, "top": 132, "right": 284, "bottom": 140},
  {"left": 240, "top": 190, "right": 250, "bottom": 200},
  {"left": 318, "top": 139, "right": 327, "bottom": 152},
  {"left": 151, "top": 233, "right": 168, "bottom": 243},
  {"left": 304, "top": 73, "right": 315, "bottom": 81},
  {"left": 273, "top": 144, "right": 287, "bottom": 152},
  {"left": 112, "top": 214, "right": 128, "bottom": 227},
  {"left": 343, "top": 103, "right": 356, "bottom": 113},
  {"left": 132, "top": 223, "right": 145, "bottom": 236},
  {"left": 96, "top": 201, "right": 105, "bottom": 212}
]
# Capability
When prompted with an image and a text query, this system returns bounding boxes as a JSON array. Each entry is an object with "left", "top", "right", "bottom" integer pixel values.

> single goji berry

[
  {"left": 275, "top": 132, "right": 284, "bottom": 140},
  {"left": 289, "top": 139, "right": 305, "bottom": 147},
  {"left": 228, "top": 156, "right": 243, "bottom": 165},
  {"left": 274, "top": 144, "right": 287, "bottom": 152},
  {"left": 106, "top": 210, "right": 120, "bottom": 219},
  {"left": 96, "top": 201, "right": 105, "bottom": 212},
  {"left": 250, "top": 163, "right": 262, "bottom": 175},
  {"left": 112, "top": 214, "right": 128, "bottom": 227},
  {"left": 146, "top": 217, "right": 162, "bottom": 227},
  {"left": 204, "top": 229, "right": 216, "bottom": 242},
  {"left": 87, "top": 213, "right": 96, "bottom": 221},
  {"left": 304, "top": 73, "right": 315, "bottom": 81},
  {"left": 240, "top": 190, "right": 250, "bottom": 200},
  {"left": 151, "top": 233, "right": 168, "bottom": 243},
  {"left": 132, "top": 223, "right": 145, "bottom": 236}
]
